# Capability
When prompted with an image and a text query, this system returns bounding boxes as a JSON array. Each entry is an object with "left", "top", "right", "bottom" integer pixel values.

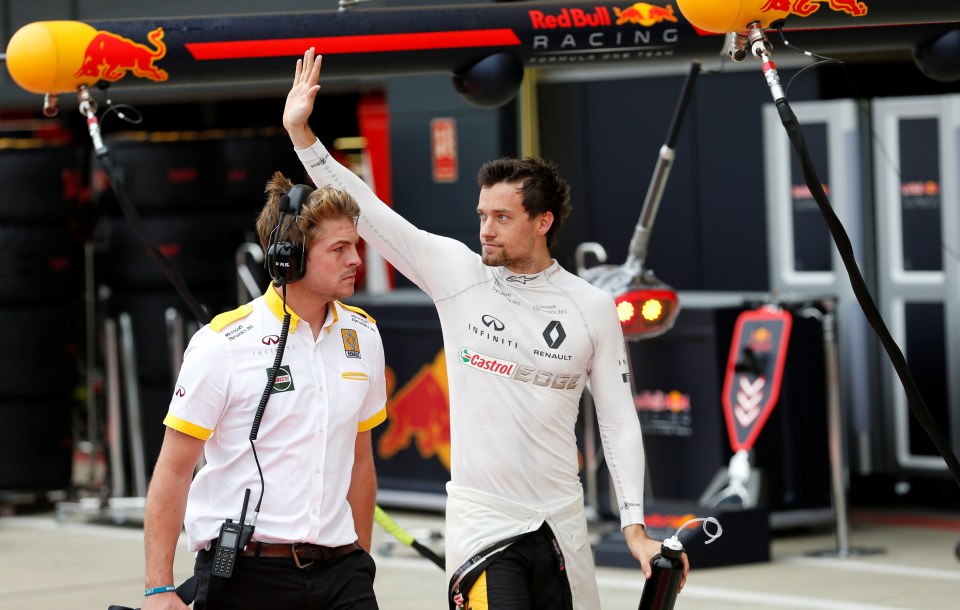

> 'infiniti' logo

[
  {"left": 262, "top": 335, "right": 280, "bottom": 345},
  {"left": 481, "top": 314, "right": 505, "bottom": 331}
]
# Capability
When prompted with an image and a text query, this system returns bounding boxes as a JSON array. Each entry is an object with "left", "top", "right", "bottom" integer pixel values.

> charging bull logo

[
  {"left": 74, "top": 26, "right": 169, "bottom": 83},
  {"left": 377, "top": 350, "right": 451, "bottom": 470},
  {"left": 614, "top": 2, "right": 679, "bottom": 26},
  {"left": 760, "top": 0, "right": 869, "bottom": 18}
]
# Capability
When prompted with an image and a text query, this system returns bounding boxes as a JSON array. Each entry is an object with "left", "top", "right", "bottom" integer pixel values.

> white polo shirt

[{"left": 164, "top": 285, "right": 387, "bottom": 552}]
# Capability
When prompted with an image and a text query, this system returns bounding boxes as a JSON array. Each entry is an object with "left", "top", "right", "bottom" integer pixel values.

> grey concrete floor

[{"left": 1, "top": 506, "right": 959, "bottom": 609}]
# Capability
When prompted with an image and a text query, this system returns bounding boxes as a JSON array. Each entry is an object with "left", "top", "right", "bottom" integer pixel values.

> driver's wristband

[{"left": 145, "top": 585, "right": 177, "bottom": 596}]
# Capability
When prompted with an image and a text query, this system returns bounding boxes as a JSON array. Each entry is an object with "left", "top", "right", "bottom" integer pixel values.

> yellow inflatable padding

[{"left": 6, "top": 21, "right": 100, "bottom": 94}]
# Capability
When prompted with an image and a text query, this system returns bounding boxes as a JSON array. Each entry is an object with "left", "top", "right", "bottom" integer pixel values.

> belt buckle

[{"left": 291, "top": 544, "right": 315, "bottom": 569}]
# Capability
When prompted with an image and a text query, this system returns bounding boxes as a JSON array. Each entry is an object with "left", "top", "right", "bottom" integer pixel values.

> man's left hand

[{"left": 623, "top": 524, "right": 690, "bottom": 591}]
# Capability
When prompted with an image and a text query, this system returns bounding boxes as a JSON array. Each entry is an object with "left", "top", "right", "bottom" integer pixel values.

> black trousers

[
  {"left": 193, "top": 546, "right": 378, "bottom": 610},
  {"left": 463, "top": 523, "right": 572, "bottom": 610}
]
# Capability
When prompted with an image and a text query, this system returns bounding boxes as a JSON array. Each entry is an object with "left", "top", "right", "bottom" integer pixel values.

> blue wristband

[{"left": 144, "top": 585, "right": 177, "bottom": 597}]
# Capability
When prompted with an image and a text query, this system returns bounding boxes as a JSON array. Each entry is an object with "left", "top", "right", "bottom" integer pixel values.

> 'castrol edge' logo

[
  {"left": 460, "top": 347, "right": 582, "bottom": 390},
  {"left": 460, "top": 347, "right": 517, "bottom": 378}
]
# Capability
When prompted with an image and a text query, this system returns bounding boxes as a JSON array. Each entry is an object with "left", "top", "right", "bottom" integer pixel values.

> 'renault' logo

[
  {"left": 542, "top": 320, "right": 566, "bottom": 349},
  {"left": 342, "top": 329, "right": 361, "bottom": 359},
  {"left": 75, "top": 27, "right": 169, "bottom": 84},
  {"left": 267, "top": 365, "right": 295, "bottom": 394}
]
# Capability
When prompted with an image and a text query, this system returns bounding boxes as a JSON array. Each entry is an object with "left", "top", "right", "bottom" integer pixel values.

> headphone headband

[{"left": 284, "top": 184, "right": 313, "bottom": 215}]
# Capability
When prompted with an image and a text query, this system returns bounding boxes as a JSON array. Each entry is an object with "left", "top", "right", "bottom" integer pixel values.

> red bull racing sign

[
  {"left": 13, "top": 0, "right": 951, "bottom": 101},
  {"left": 527, "top": 2, "right": 682, "bottom": 63}
]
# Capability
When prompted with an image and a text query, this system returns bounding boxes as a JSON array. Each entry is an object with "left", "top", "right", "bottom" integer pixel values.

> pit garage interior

[{"left": 1, "top": 0, "right": 960, "bottom": 608}]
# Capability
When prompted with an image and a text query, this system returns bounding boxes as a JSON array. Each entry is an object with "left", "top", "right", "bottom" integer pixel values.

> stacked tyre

[
  {"left": 93, "top": 131, "right": 302, "bottom": 478},
  {"left": 0, "top": 143, "right": 86, "bottom": 492}
]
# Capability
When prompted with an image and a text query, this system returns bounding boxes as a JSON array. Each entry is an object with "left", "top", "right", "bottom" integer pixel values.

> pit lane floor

[{"left": 1, "top": 507, "right": 958, "bottom": 610}]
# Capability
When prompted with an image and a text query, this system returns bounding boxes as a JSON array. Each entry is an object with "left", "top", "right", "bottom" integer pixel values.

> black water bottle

[{"left": 638, "top": 536, "right": 684, "bottom": 610}]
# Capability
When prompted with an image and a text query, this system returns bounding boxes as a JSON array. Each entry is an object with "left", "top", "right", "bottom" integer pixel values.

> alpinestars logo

[{"left": 506, "top": 274, "right": 537, "bottom": 284}]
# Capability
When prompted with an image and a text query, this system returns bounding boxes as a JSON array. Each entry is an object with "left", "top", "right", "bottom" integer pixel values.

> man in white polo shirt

[{"left": 141, "top": 173, "right": 387, "bottom": 610}]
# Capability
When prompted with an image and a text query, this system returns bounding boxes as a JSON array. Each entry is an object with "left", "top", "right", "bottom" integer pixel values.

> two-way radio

[{"left": 212, "top": 488, "right": 255, "bottom": 579}]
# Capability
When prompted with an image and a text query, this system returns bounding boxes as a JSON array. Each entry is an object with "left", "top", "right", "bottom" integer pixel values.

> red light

[{"left": 614, "top": 288, "right": 679, "bottom": 339}]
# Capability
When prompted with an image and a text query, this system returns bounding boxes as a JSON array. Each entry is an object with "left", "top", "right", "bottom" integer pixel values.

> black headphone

[{"left": 265, "top": 183, "right": 314, "bottom": 286}]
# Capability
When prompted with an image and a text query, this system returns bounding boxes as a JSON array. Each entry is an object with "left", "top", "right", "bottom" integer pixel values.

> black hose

[{"left": 775, "top": 98, "right": 960, "bottom": 487}]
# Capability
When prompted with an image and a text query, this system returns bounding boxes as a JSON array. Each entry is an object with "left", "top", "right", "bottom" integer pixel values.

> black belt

[{"left": 214, "top": 540, "right": 362, "bottom": 569}]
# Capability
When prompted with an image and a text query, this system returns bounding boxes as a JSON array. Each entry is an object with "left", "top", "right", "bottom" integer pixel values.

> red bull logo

[
  {"left": 529, "top": 7, "right": 613, "bottom": 29},
  {"left": 760, "top": 0, "right": 868, "bottom": 18},
  {"left": 74, "top": 27, "right": 169, "bottom": 84},
  {"left": 614, "top": 2, "right": 679, "bottom": 27},
  {"left": 377, "top": 350, "right": 451, "bottom": 470},
  {"left": 634, "top": 389, "right": 691, "bottom": 413},
  {"left": 747, "top": 326, "right": 774, "bottom": 352},
  {"left": 645, "top": 512, "right": 700, "bottom": 530}
]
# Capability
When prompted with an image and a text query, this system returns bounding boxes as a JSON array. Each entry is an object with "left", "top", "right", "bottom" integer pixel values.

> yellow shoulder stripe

[
  {"left": 163, "top": 413, "right": 213, "bottom": 440},
  {"left": 358, "top": 407, "right": 387, "bottom": 432},
  {"left": 210, "top": 304, "right": 253, "bottom": 332},
  {"left": 337, "top": 301, "right": 376, "bottom": 324}
]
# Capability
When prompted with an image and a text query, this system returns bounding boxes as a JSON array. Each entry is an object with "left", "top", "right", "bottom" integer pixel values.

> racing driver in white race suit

[{"left": 283, "top": 48, "right": 689, "bottom": 609}]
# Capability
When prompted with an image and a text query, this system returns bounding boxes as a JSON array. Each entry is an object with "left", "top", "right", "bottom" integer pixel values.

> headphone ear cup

[
  {"left": 266, "top": 183, "right": 313, "bottom": 286},
  {"left": 266, "top": 240, "right": 305, "bottom": 285}
]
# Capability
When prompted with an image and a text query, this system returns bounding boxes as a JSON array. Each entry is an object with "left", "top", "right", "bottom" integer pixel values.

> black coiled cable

[{"left": 248, "top": 286, "right": 293, "bottom": 514}]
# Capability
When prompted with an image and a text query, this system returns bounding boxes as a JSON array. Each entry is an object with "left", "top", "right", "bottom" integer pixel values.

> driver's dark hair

[{"left": 477, "top": 157, "right": 572, "bottom": 247}]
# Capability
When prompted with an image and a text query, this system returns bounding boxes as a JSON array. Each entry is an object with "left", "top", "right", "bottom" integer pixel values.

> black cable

[
  {"left": 96, "top": 152, "right": 211, "bottom": 324},
  {"left": 775, "top": 98, "right": 960, "bottom": 487},
  {"left": 248, "top": 282, "right": 292, "bottom": 514},
  {"left": 774, "top": 22, "right": 843, "bottom": 96},
  {"left": 100, "top": 103, "right": 143, "bottom": 127}
]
